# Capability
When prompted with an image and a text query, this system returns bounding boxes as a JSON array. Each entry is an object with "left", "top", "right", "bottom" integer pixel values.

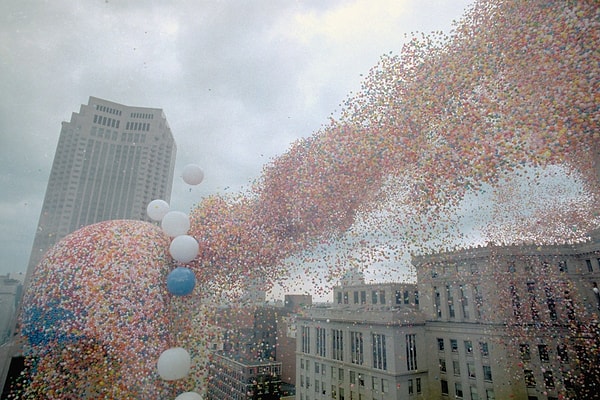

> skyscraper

[{"left": 27, "top": 96, "right": 177, "bottom": 272}]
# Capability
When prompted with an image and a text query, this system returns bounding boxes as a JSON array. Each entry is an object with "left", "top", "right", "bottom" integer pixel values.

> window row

[
  {"left": 439, "top": 358, "right": 492, "bottom": 381},
  {"left": 441, "top": 380, "right": 495, "bottom": 400},
  {"left": 437, "top": 338, "right": 489, "bottom": 357},
  {"left": 130, "top": 111, "right": 154, "bottom": 119},
  {"left": 94, "top": 103, "right": 122, "bottom": 115},
  {"left": 301, "top": 327, "right": 389, "bottom": 370},
  {"left": 335, "top": 289, "right": 419, "bottom": 306},
  {"left": 93, "top": 114, "right": 120, "bottom": 129}
]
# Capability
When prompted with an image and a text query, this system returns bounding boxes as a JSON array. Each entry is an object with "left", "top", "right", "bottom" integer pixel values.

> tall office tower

[{"left": 27, "top": 96, "right": 177, "bottom": 273}]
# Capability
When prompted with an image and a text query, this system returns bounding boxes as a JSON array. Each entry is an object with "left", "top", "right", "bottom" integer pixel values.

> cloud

[{"left": 0, "top": 0, "right": 474, "bottom": 276}]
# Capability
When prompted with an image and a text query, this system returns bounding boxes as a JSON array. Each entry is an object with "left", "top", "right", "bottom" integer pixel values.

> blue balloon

[{"left": 166, "top": 267, "right": 196, "bottom": 296}]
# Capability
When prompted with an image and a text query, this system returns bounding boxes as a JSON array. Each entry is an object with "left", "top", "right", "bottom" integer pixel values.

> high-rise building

[{"left": 27, "top": 96, "right": 177, "bottom": 273}]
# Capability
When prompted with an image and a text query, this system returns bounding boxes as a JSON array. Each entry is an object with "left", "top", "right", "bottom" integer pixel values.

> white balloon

[
  {"left": 175, "top": 392, "right": 202, "bottom": 400},
  {"left": 161, "top": 211, "right": 190, "bottom": 237},
  {"left": 182, "top": 164, "right": 204, "bottom": 185},
  {"left": 157, "top": 347, "right": 191, "bottom": 381},
  {"left": 146, "top": 199, "right": 170, "bottom": 221},
  {"left": 169, "top": 235, "right": 199, "bottom": 263}
]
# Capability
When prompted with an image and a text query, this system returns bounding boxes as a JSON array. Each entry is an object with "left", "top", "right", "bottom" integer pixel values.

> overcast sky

[{"left": 0, "top": 0, "right": 477, "bottom": 278}]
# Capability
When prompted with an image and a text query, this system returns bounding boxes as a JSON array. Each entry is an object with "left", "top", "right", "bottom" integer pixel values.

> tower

[{"left": 27, "top": 96, "right": 177, "bottom": 273}]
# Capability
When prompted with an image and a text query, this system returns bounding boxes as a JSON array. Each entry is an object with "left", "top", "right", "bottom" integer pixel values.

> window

[
  {"left": 372, "top": 334, "right": 387, "bottom": 370},
  {"left": 510, "top": 285, "right": 521, "bottom": 318},
  {"left": 447, "top": 285, "right": 455, "bottom": 318},
  {"left": 404, "top": 290, "right": 410, "bottom": 304},
  {"left": 406, "top": 334, "right": 418, "bottom": 370},
  {"left": 379, "top": 290, "right": 386, "bottom": 304},
  {"left": 331, "top": 385, "right": 336, "bottom": 399},
  {"left": 372, "top": 290, "right": 378, "bottom": 304},
  {"left": 460, "top": 285, "right": 469, "bottom": 319},
  {"left": 480, "top": 341, "right": 489, "bottom": 357},
  {"left": 557, "top": 344, "right": 568, "bottom": 362},
  {"left": 439, "top": 358, "right": 447, "bottom": 372},
  {"left": 332, "top": 329, "right": 344, "bottom": 361},
  {"left": 441, "top": 380, "right": 449, "bottom": 395},
  {"left": 486, "top": 389, "right": 495, "bottom": 400},
  {"left": 527, "top": 281, "right": 539, "bottom": 320},
  {"left": 353, "top": 291, "right": 359, "bottom": 304},
  {"left": 520, "top": 344, "right": 531, "bottom": 360},
  {"left": 586, "top": 259, "right": 593, "bottom": 272},
  {"left": 351, "top": 331, "right": 364, "bottom": 365},
  {"left": 453, "top": 360, "right": 460, "bottom": 376},
  {"left": 416, "top": 378, "right": 421, "bottom": 393},
  {"left": 465, "top": 340, "right": 473, "bottom": 354},
  {"left": 414, "top": 290, "right": 419, "bottom": 305},
  {"left": 434, "top": 286, "right": 442, "bottom": 317},
  {"left": 483, "top": 365, "right": 492, "bottom": 382},
  {"left": 538, "top": 345, "right": 549, "bottom": 362},
  {"left": 337, "top": 292, "right": 342, "bottom": 304},
  {"left": 344, "top": 291, "right": 349, "bottom": 304},
  {"left": 302, "top": 326, "right": 311, "bottom": 354},
  {"left": 545, "top": 286, "right": 557, "bottom": 320},
  {"left": 316, "top": 327, "right": 326, "bottom": 357},
  {"left": 467, "top": 362, "right": 476, "bottom": 378},
  {"left": 470, "top": 386, "right": 479, "bottom": 400},
  {"left": 558, "top": 260, "right": 568, "bottom": 272},
  {"left": 315, "top": 362, "right": 320, "bottom": 374},
  {"left": 543, "top": 371, "right": 555, "bottom": 388},
  {"left": 408, "top": 379, "right": 414, "bottom": 395},
  {"left": 524, "top": 369, "right": 536, "bottom": 387},
  {"left": 451, "top": 339, "right": 458, "bottom": 352},
  {"left": 371, "top": 377, "right": 380, "bottom": 392},
  {"left": 395, "top": 290, "right": 402, "bottom": 304},
  {"left": 360, "top": 291, "right": 366, "bottom": 304},
  {"left": 349, "top": 370, "right": 356, "bottom": 385},
  {"left": 455, "top": 382, "right": 463, "bottom": 398},
  {"left": 338, "top": 368, "right": 344, "bottom": 381},
  {"left": 301, "top": 358, "right": 304, "bottom": 369},
  {"left": 381, "top": 379, "right": 389, "bottom": 393},
  {"left": 437, "top": 338, "right": 445, "bottom": 351}
]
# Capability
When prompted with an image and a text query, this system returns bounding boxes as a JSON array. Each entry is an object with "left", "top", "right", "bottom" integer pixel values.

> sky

[{"left": 0, "top": 0, "right": 477, "bottom": 278}]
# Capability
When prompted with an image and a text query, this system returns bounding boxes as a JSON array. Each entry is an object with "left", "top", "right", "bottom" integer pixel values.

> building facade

[
  {"left": 207, "top": 352, "right": 283, "bottom": 400},
  {"left": 27, "top": 96, "right": 177, "bottom": 273},
  {"left": 295, "top": 230, "right": 600, "bottom": 400},
  {"left": 413, "top": 230, "right": 600, "bottom": 400},
  {"left": 295, "top": 278, "right": 426, "bottom": 400}
]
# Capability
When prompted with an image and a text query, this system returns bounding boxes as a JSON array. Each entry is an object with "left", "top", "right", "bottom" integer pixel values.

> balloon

[
  {"left": 146, "top": 199, "right": 170, "bottom": 221},
  {"left": 169, "top": 235, "right": 199, "bottom": 263},
  {"left": 161, "top": 211, "right": 190, "bottom": 237},
  {"left": 182, "top": 164, "right": 204, "bottom": 185},
  {"left": 175, "top": 392, "right": 202, "bottom": 400},
  {"left": 166, "top": 267, "right": 196, "bottom": 296},
  {"left": 157, "top": 347, "right": 191, "bottom": 381}
]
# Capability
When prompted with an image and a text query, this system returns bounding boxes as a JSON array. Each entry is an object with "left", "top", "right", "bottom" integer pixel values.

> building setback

[{"left": 26, "top": 96, "right": 177, "bottom": 275}]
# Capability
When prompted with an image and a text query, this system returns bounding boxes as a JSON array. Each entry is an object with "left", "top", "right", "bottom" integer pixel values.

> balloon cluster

[{"left": 147, "top": 164, "right": 204, "bottom": 399}]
